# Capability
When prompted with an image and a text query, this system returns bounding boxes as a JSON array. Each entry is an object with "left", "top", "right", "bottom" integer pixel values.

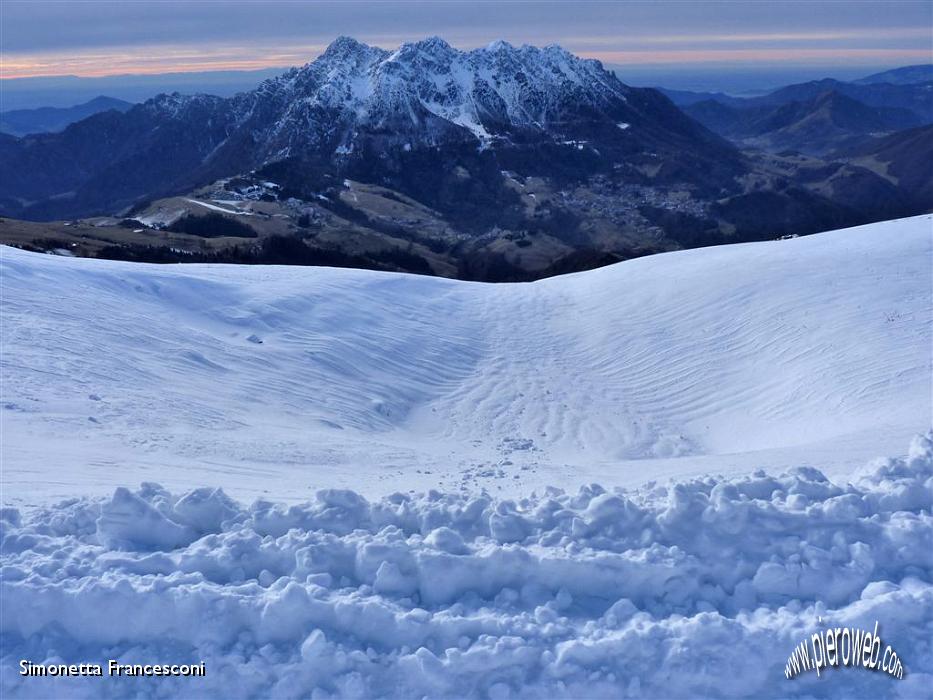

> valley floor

[{"left": 1, "top": 215, "right": 931, "bottom": 698}]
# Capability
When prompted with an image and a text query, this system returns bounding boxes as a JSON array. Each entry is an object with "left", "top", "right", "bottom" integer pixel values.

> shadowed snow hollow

[{"left": 1, "top": 215, "right": 931, "bottom": 503}]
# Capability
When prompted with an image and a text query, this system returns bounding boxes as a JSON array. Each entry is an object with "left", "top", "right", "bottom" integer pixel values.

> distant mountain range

[
  {"left": 0, "top": 37, "right": 742, "bottom": 221},
  {"left": 0, "top": 96, "right": 133, "bottom": 137},
  {"left": 854, "top": 64, "right": 933, "bottom": 85},
  {"left": 684, "top": 89, "right": 925, "bottom": 155},
  {"left": 663, "top": 70, "right": 933, "bottom": 156},
  {"left": 0, "top": 69, "right": 288, "bottom": 111},
  {"left": 0, "top": 43, "right": 929, "bottom": 280}
]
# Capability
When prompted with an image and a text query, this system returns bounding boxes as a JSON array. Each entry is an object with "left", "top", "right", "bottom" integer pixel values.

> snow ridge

[{"left": 1, "top": 434, "right": 931, "bottom": 698}]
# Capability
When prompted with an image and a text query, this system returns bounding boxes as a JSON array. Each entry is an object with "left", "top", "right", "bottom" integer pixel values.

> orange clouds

[
  {"left": 1, "top": 45, "right": 327, "bottom": 78},
  {"left": 2, "top": 36, "right": 931, "bottom": 79}
]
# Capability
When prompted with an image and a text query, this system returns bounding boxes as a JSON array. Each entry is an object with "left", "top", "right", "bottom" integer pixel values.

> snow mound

[{"left": 2, "top": 434, "right": 931, "bottom": 698}]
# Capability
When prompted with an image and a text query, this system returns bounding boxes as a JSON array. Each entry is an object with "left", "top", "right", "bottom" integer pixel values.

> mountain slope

[
  {"left": 750, "top": 78, "right": 933, "bottom": 119},
  {"left": 855, "top": 63, "right": 933, "bottom": 85},
  {"left": 686, "top": 89, "right": 926, "bottom": 155},
  {"left": 0, "top": 37, "right": 741, "bottom": 221},
  {"left": 655, "top": 87, "right": 745, "bottom": 107},
  {"left": 661, "top": 75, "right": 933, "bottom": 121},
  {"left": 0, "top": 95, "right": 133, "bottom": 137},
  {"left": 835, "top": 124, "right": 933, "bottom": 207},
  {"left": 2, "top": 214, "right": 929, "bottom": 503},
  {"left": 674, "top": 73, "right": 933, "bottom": 159}
]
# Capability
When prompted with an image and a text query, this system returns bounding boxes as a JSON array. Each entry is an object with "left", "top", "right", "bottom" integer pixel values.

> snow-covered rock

[
  {"left": 230, "top": 35, "right": 636, "bottom": 154},
  {"left": 135, "top": 35, "right": 706, "bottom": 164}
]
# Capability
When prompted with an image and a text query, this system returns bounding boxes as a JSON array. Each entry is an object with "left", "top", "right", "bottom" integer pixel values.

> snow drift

[
  {"left": 1, "top": 216, "right": 930, "bottom": 504},
  {"left": 1, "top": 434, "right": 931, "bottom": 698}
]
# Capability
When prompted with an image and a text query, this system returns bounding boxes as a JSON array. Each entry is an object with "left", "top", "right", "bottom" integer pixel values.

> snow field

[
  {"left": 1, "top": 433, "right": 931, "bottom": 698},
  {"left": 1, "top": 215, "right": 930, "bottom": 504},
  {"left": 1, "top": 214, "right": 931, "bottom": 697}
]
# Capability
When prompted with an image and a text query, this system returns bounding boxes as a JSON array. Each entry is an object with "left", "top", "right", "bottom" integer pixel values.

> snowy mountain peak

[
  {"left": 391, "top": 36, "right": 458, "bottom": 67},
  {"left": 322, "top": 35, "right": 374, "bottom": 58},
  {"left": 485, "top": 39, "right": 516, "bottom": 52},
  {"left": 406, "top": 35, "right": 455, "bottom": 54},
  {"left": 230, "top": 36, "right": 637, "bottom": 155}
]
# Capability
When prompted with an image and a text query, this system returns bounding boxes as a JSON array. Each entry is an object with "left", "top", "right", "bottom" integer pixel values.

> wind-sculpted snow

[
  {"left": 2, "top": 435, "right": 931, "bottom": 698},
  {"left": 2, "top": 216, "right": 930, "bottom": 504}
]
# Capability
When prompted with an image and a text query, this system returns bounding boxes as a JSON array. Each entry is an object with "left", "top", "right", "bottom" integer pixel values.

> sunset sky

[{"left": 2, "top": 0, "right": 931, "bottom": 79}]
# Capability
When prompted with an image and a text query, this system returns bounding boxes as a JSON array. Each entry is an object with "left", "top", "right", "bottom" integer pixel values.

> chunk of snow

[{"left": 1, "top": 433, "right": 931, "bottom": 697}]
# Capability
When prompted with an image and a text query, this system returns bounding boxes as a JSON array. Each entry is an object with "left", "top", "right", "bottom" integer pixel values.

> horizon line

[{"left": 2, "top": 41, "right": 930, "bottom": 80}]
